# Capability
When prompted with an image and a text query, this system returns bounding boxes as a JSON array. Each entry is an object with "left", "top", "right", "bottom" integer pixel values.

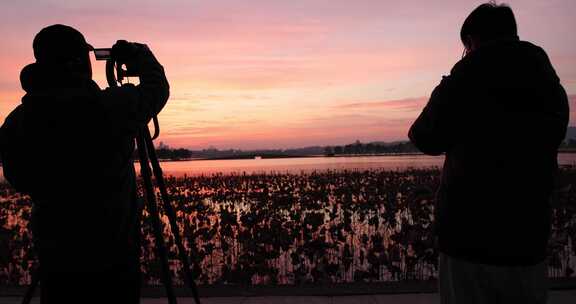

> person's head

[
  {"left": 33, "top": 24, "right": 93, "bottom": 79},
  {"left": 460, "top": 2, "right": 519, "bottom": 55}
]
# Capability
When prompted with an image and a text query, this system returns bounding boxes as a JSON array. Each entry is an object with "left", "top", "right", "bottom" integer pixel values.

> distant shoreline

[
  {"left": 154, "top": 150, "right": 576, "bottom": 162},
  {"left": 155, "top": 152, "right": 426, "bottom": 162},
  {"left": 1, "top": 151, "right": 575, "bottom": 167}
]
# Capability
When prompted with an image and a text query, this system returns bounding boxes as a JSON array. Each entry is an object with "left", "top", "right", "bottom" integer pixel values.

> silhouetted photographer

[
  {"left": 409, "top": 3, "right": 569, "bottom": 304},
  {"left": 0, "top": 24, "right": 169, "bottom": 303}
]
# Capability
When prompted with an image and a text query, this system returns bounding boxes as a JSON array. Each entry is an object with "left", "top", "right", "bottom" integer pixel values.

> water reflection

[
  {"left": 155, "top": 153, "right": 576, "bottom": 176},
  {"left": 2, "top": 154, "right": 576, "bottom": 180}
]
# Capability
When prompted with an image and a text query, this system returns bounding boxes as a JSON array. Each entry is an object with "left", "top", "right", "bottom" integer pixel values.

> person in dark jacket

[
  {"left": 409, "top": 3, "right": 569, "bottom": 304},
  {"left": 0, "top": 24, "right": 169, "bottom": 303}
]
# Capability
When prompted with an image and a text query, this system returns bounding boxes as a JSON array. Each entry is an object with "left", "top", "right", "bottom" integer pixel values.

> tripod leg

[
  {"left": 21, "top": 266, "right": 40, "bottom": 304},
  {"left": 144, "top": 130, "right": 202, "bottom": 304},
  {"left": 136, "top": 130, "right": 178, "bottom": 304}
]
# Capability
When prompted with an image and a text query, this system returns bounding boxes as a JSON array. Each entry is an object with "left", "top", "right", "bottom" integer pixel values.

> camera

[
  {"left": 93, "top": 48, "right": 112, "bottom": 61},
  {"left": 93, "top": 40, "right": 141, "bottom": 84},
  {"left": 93, "top": 40, "right": 139, "bottom": 62}
]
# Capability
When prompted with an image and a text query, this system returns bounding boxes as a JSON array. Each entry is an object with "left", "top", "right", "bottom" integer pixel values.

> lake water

[
  {"left": 151, "top": 153, "right": 576, "bottom": 176},
  {"left": 157, "top": 154, "right": 445, "bottom": 176},
  {"left": 1, "top": 153, "right": 576, "bottom": 179}
]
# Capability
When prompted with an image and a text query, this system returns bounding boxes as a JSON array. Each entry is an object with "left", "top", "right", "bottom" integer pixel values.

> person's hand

[
  {"left": 112, "top": 40, "right": 147, "bottom": 76},
  {"left": 112, "top": 40, "right": 139, "bottom": 61}
]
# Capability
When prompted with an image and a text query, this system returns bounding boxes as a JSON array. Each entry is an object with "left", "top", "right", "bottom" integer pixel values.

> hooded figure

[
  {"left": 0, "top": 24, "right": 169, "bottom": 304},
  {"left": 409, "top": 4, "right": 568, "bottom": 304}
]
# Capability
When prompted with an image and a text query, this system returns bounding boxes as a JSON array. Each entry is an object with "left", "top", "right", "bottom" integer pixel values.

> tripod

[{"left": 135, "top": 121, "right": 202, "bottom": 304}]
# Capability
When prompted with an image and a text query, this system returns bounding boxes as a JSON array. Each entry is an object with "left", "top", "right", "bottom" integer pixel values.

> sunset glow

[{"left": 1, "top": 0, "right": 575, "bottom": 149}]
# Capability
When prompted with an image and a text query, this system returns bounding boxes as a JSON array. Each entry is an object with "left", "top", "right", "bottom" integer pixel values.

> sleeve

[
  {"left": 554, "top": 83, "right": 570, "bottom": 146},
  {"left": 98, "top": 44, "right": 170, "bottom": 135},
  {"left": 535, "top": 46, "right": 570, "bottom": 147},
  {"left": 408, "top": 76, "right": 458, "bottom": 155},
  {"left": 0, "top": 107, "right": 34, "bottom": 194}
]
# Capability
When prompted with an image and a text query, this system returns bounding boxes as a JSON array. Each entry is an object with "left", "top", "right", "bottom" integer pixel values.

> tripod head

[{"left": 93, "top": 41, "right": 160, "bottom": 139}]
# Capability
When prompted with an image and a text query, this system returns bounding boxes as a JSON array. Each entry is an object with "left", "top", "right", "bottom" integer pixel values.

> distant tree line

[
  {"left": 324, "top": 140, "right": 419, "bottom": 156},
  {"left": 1, "top": 136, "right": 575, "bottom": 164},
  {"left": 152, "top": 142, "right": 325, "bottom": 160},
  {"left": 324, "top": 136, "right": 576, "bottom": 156},
  {"left": 151, "top": 141, "right": 424, "bottom": 160},
  {"left": 156, "top": 142, "right": 193, "bottom": 160}
]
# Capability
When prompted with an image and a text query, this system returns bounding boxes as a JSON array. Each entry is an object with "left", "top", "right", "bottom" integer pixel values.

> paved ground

[{"left": 3, "top": 290, "right": 576, "bottom": 304}]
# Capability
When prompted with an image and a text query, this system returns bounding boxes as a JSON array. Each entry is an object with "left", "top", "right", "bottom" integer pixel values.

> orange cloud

[{"left": 336, "top": 97, "right": 427, "bottom": 111}]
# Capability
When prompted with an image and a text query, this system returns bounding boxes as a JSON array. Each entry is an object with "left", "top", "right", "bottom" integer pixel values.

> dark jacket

[
  {"left": 409, "top": 40, "right": 569, "bottom": 265},
  {"left": 0, "top": 45, "right": 169, "bottom": 273}
]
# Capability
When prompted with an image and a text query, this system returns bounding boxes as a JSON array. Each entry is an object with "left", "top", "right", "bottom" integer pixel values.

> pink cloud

[
  {"left": 336, "top": 97, "right": 427, "bottom": 111},
  {"left": 1, "top": 1, "right": 575, "bottom": 150}
]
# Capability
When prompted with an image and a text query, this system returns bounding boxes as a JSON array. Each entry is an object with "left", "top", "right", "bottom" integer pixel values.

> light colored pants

[{"left": 439, "top": 253, "right": 548, "bottom": 304}]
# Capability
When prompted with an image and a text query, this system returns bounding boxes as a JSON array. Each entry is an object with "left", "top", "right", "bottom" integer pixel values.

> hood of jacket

[{"left": 19, "top": 62, "right": 100, "bottom": 106}]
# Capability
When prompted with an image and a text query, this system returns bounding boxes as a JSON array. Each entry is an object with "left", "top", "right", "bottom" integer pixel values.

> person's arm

[
  {"left": 554, "top": 84, "right": 570, "bottom": 146},
  {"left": 408, "top": 76, "right": 457, "bottom": 155},
  {"left": 534, "top": 44, "right": 570, "bottom": 146},
  {"left": 99, "top": 43, "right": 170, "bottom": 134},
  {"left": 0, "top": 106, "right": 34, "bottom": 194}
]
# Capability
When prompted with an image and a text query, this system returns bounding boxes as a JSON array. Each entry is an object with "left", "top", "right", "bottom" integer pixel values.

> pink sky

[{"left": 1, "top": 0, "right": 575, "bottom": 149}]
